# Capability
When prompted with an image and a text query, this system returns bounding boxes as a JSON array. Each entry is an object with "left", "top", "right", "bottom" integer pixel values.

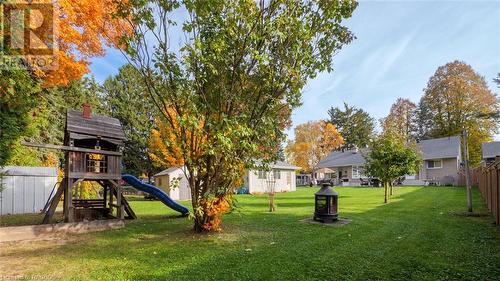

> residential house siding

[
  {"left": 317, "top": 136, "right": 462, "bottom": 186},
  {"left": 245, "top": 169, "right": 297, "bottom": 193},
  {"left": 419, "top": 157, "right": 460, "bottom": 185}
]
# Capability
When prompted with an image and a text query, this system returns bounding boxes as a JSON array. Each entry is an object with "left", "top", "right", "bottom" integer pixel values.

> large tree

[
  {"left": 0, "top": 64, "right": 40, "bottom": 166},
  {"left": 7, "top": 77, "right": 103, "bottom": 166},
  {"left": 101, "top": 64, "right": 159, "bottom": 180},
  {"left": 285, "top": 121, "right": 343, "bottom": 173},
  {"left": 37, "top": 0, "right": 131, "bottom": 86},
  {"left": 381, "top": 98, "right": 417, "bottom": 144},
  {"left": 118, "top": 0, "right": 358, "bottom": 232},
  {"left": 365, "top": 138, "right": 421, "bottom": 203},
  {"left": 327, "top": 102, "right": 375, "bottom": 149},
  {"left": 1, "top": 0, "right": 130, "bottom": 166},
  {"left": 418, "top": 61, "right": 499, "bottom": 166}
]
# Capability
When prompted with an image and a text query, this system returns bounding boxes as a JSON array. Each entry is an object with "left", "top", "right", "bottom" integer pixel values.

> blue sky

[{"left": 89, "top": 0, "right": 500, "bottom": 140}]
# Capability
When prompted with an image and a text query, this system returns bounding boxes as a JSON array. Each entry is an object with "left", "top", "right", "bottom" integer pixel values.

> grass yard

[{"left": 1, "top": 186, "right": 499, "bottom": 280}]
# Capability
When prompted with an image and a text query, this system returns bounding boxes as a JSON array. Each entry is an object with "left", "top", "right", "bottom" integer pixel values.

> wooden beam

[
  {"left": 64, "top": 178, "right": 83, "bottom": 223},
  {"left": 109, "top": 182, "right": 136, "bottom": 219},
  {"left": 22, "top": 141, "right": 122, "bottom": 156},
  {"left": 69, "top": 172, "right": 122, "bottom": 180},
  {"left": 42, "top": 180, "right": 65, "bottom": 224},
  {"left": 109, "top": 180, "right": 124, "bottom": 220}
]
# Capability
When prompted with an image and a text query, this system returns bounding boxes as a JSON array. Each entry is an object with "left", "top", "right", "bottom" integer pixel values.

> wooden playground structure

[{"left": 25, "top": 105, "right": 136, "bottom": 224}]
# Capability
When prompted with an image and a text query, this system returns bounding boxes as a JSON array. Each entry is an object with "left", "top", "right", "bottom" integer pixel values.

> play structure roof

[{"left": 66, "top": 109, "right": 125, "bottom": 141}]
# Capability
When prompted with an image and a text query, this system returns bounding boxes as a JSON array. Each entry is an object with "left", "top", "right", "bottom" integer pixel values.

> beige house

[
  {"left": 412, "top": 136, "right": 462, "bottom": 186},
  {"left": 242, "top": 161, "right": 300, "bottom": 194},
  {"left": 317, "top": 136, "right": 462, "bottom": 186},
  {"left": 153, "top": 167, "right": 191, "bottom": 200},
  {"left": 316, "top": 148, "right": 368, "bottom": 186}
]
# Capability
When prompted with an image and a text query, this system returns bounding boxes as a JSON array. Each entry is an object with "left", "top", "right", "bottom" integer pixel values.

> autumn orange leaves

[
  {"left": 6, "top": 0, "right": 132, "bottom": 87},
  {"left": 285, "top": 121, "right": 344, "bottom": 173}
]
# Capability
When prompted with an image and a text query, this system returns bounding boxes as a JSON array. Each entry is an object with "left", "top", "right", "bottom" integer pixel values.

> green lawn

[{"left": 1, "top": 186, "right": 499, "bottom": 280}]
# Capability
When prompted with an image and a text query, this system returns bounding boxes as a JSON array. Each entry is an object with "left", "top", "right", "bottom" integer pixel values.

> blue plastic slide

[{"left": 122, "top": 174, "right": 189, "bottom": 216}]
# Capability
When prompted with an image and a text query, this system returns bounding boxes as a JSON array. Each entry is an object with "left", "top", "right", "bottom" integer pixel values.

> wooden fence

[{"left": 477, "top": 160, "right": 500, "bottom": 225}]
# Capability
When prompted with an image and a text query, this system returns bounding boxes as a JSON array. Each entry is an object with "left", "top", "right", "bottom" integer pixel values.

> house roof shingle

[
  {"left": 417, "top": 136, "right": 461, "bottom": 160},
  {"left": 317, "top": 136, "right": 462, "bottom": 168},
  {"left": 317, "top": 149, "right": 367, "bottom": 168},
  {"left": 482, "top": 141, "right": 500, "bottom": 159},
  {"left": 252, "top": 160, "right": 300, "bottom": 170},
  {"left": 270, "top": 161, "right": 300, "bottom": 170},
  {"left": 154, "top": 167, "right": 183, "bottom": 177}
]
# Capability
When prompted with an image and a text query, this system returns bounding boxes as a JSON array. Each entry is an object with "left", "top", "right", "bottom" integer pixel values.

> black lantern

[{"left": 313, "top": 183, "right": 338, "bottom": 223}]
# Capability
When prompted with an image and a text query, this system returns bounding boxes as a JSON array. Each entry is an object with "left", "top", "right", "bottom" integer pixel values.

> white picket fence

[{"left": 0, "top": 166, "right": 58, "bottom": 215}]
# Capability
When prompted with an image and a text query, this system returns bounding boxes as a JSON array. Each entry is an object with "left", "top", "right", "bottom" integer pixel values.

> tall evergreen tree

[
  {"left": 101, "top": 64, "right": 159, "bottom": 180},
  {"left": 327, "top": 102, "right": 375, "bottom": 149},
  {"left": 494, "top": 73, "right": 500, "bottom": 87},
  {"left": 7, "top": 77, "right": 103, "bottom": 166}
]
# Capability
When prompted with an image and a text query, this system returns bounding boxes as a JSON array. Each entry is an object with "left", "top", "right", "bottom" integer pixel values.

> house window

[
  {"left": 258, "top": 170, "right": 267, "bottom": 179},
  {"left": 157, "top": 178, "right": 162, "bottom": 185},
  {"left": 427, "top": 160, "right": 442, "bottom": 169},
  {"left": 273, "top": 170, "right": 281, "bottom": 180},
  {"left": 352, "top": 166, "right": 365, "bottom": 178}
]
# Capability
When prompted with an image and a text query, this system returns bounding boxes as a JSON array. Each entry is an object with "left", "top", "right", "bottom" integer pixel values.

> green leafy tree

[
  {"left": 118, "top": 0, "right": 358, "bottom": 232},
  {"left": 327, "top": 102, "right": 374, "bottom": 149},
  {"left": 0, "top": 64, "right": 40, "bottom": 166},
  {"left": 418, "top": 61, "right": 499, "bottom": 166},
  {"left": 7, "top": 77, "right": 103, "bottom": 166},
  {"left": 365, "top": 138, "right": 421, "bottom": 203},
  {"left": 101, "top": 64, "right": 159, "bottom": 179}
]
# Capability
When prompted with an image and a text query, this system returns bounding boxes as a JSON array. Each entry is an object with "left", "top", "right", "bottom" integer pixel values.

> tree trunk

[
  {"left": 193, "top": 215, "right": 205, "bottom": 232},
  {"left": 188, "top": 173, "right": 205, "bottom": 233},
  {"left": 384, "top": 182, "right": 388, "bottom": 203},
  {"left": 269, "top": 193, "right": 276, "bottom": 212},
  {"left": 463, "top": 129, "right": 473, "bottom": 213},
  {"left": 389, "top": 182, "right": 393, "bottom": 196}
]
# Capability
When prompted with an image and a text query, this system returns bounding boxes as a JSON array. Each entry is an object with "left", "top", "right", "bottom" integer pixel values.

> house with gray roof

[
  {"left": 414, "top": 136, "right": 462, "bottom": 186},
  {"left": 482, "top": 141, "right": 500, "bottom": 164},
  {"left": 317, "top": 136, "right": 463, "bottom": 186},
  {"left": 316, "top": 148, "right": 368, "bottom": 186}
]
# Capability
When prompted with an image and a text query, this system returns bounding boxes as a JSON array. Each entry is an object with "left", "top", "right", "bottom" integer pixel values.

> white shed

[
  {"left": 0, "top": 166, "right": 58, "bottom": 215},
  {"left": 243, "top": 161, "right": 299, "bottom": 194},
  {"left": 153, "top": 167, "right": 191, "bottom": 201}
]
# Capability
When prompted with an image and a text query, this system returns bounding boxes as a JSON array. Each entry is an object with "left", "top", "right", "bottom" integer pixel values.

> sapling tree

[
  {"left": 117, "top": 0, "right": 358, "bottom": 231},
  {"left": 266, "top": 170, "right": 277, "bottom": 212},
  {"left": 365, "top": 138, "right": 421, "bottom": 203}
]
